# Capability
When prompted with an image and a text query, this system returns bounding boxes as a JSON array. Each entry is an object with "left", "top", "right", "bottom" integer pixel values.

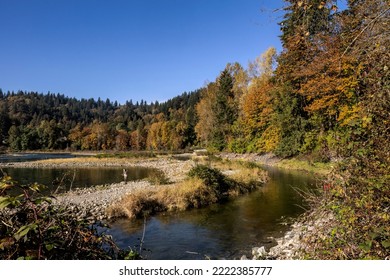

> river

[
  {"left": 106, "top": 166, "right": 318, "bottom": 259},
  {"left": 0, "top": 153, "right": 318, "bottom": 259}
]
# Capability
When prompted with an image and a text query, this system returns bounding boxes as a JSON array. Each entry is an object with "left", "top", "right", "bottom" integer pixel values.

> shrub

[
  {"left": 188, "top": 164, "right": 233, "bottom": 196},
  {"left": 147, "top": 170, "right": 170, "bottom": 185},
  {"left": 0, "top": 176, "right": 137, "bottom": 260}
]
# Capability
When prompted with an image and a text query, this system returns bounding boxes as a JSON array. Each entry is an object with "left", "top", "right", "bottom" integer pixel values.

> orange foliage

[
  {"left": 240, "top": 79, "right": 274, "bottom": 137},
  {"left": 295, "top": 36, "right": 360, "bottom": 120}
]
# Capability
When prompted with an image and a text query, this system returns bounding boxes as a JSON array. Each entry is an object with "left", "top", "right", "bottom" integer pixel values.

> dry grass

[
  {"left": 107, "top": 177, "right": 215, "bottom": 219},
  {"left": 229, "top": 166, "right": 268, "bottom": 185},
  {"left": 107, "top": 163, "right": 268, "bottom": 220}
]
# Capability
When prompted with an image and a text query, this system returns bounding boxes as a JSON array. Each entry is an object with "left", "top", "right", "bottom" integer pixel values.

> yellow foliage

[
  {"left": 257, "top": 124, "right": 281, "bottom": 152},
  {"left": 240, "top": 80, "right": 274, "bottom": 137},
  {"left": 337, "top": 104, "right": 362, "bottom": 126},
  {"left": 195, "top": 83, "right": 217, "bottom": 145}
]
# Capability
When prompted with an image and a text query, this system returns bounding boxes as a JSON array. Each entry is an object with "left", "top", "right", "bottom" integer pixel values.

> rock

[{"left": 252, "top": 246, "right": 267, "bottom": 259}]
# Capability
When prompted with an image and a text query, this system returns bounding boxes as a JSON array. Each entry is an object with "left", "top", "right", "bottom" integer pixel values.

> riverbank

[
  {"left": 217, "top": 153, "right": 336, "bottom": 260},
  {"left": 219, "top": 152, "right": 334, "bottom": 176}
]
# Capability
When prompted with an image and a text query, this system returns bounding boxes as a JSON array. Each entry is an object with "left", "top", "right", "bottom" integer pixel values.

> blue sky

[{"left": 0, "top": 0, "right": 286, "bottom": 104}]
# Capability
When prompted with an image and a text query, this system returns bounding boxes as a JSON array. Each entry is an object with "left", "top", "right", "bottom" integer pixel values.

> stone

[
  {"left": 240, "top": 255, "right": 249, "bottom": 260},
  {"left": 252, "top": 246, "right": 267, "bottom": 259}
]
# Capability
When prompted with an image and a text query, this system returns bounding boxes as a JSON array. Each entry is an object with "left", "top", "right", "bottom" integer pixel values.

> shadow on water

[{"left": 107, "top": 167, "right": 321, "bottom": 260}]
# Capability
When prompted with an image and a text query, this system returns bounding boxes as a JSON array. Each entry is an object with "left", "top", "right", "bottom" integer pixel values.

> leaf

[
  {"left": 33, "top": 197, "right": 52, "bottom": 205},
  {"left": 14, "top": 226, "right": 31, "bottom": 241},
  {"left": 45, "top": 244, "right": 55, "bottom": 251},
  {"left": 0, "top": 196, "right": 12, "bottom": 209},
  {"left": 381, "top": 240, "right": 390, "bottom": 248},
  {"left": 0, "top": 195, "right": 22, "bottom": 209},
  {"left": 359, "top": 241, "right": 372, "bottom": 252},
  {"left": 29, "top": 182, "right": 44, "bottom": 192},
  {"left": 0, "top": 183, "right": 13, "bottom": 191},
  {"left": 14, "top": 224, "right": 38, "bottom": 241}
]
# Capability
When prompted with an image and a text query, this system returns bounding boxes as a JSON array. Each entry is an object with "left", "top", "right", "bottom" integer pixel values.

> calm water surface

[
  {"left": 107, "top": 167, "right": 320, "bottom": 260},
  {"left": 2, "top": 167, "right": 155, "bottom": 193},
  {"left": 0, "top": 153, "right": 158, "bottom": 193}
]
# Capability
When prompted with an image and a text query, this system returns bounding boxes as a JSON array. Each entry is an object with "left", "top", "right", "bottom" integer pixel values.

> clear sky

[{"left": 0, "top": 0, "right": 286, "bottom": 104}]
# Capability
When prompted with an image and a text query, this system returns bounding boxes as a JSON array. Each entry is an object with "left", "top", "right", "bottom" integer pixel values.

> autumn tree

[
  {"left": 129, "top": 120, "right": 147, "bottom": 150},
  {"left": 195, "top": 82, "right": 218, "bottom": 147},
  {"left": 233, "top": 47, "right": 278, "bottom": 152},
  {"left": 273, "top": 0, "right": 339, "bottom": 157},
  {"left": 115, "top": 129, "right": 130, "bottom": 151}
]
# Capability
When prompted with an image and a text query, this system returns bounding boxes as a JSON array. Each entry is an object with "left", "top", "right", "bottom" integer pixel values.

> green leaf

[
  {"left": 359, "top": 241, "right": 372, "bottom": 252},
  {"left": 381, "top": 239, "right": 390, "bottom": 248},
  {"left": 14, "top": 226, "right": 31, "bottom": 241},
  {"left": 0, "top": 196, "right": 12, "bottom": 209},
  {"left": 33, "top": 197, "right": 52, "bottom": 205},
  {"left": 0, "top": 196, "right": 22, "bottom": 209},
  {"left": 14, "top": 224, "right": 38, "bottom": 241},
  {"left": 45, "top": 244, "right": 55, "bottom": 251}
]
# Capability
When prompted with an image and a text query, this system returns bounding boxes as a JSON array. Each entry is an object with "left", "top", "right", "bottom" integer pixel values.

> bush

[
  {"left": 188, "top": 164, "right": 233, "bottom": 196},
  {"left": 147, "top": 170, "right": 170, "bottom": 185},
  {"left": 0, "top": 176, "right": 137, "bottom": 260}
]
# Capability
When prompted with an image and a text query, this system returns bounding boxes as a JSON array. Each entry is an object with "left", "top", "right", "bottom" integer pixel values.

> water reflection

[
  {"left": 108, "top": 167, "right": 319, "bottom": 260},
  {"left": 2, "top": 167, "right": 156, "bottom": 194}
]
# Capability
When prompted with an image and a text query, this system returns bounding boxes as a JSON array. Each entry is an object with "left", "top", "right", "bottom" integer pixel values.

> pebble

[{"left": 248, "top": 214, "right": 334, "bottom": 260}]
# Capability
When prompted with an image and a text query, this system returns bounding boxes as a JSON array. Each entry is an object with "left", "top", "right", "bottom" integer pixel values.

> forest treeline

[
  {"left": 1, "top": 0, "right": 388, "bottom": 164},
  {"left": 0, "top": 90, "right": 201, "bottom": 151}
]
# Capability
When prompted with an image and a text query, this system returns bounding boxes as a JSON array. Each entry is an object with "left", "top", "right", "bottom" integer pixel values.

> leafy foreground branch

[
  {"left": 0, "top": 176, "right": 139, "bottom": 260},
  {"left": 108, "top": 164, "right": 268, "bottom": 220}
]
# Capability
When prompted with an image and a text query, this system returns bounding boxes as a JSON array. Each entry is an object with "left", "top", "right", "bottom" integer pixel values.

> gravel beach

[{"left": 1, "top": 156, "right": 195, "bottom": 222}]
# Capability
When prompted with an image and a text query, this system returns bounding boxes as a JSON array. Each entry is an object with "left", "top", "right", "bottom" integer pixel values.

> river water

[
  {"left": 0, "top": 153, "right": 157, "bottom": 193},
  {"left": 106, "top": 167, "right": 318, "bottom": 260},
  {"left": 0, "top": 153, "right": 318, "bottom": 259}
]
